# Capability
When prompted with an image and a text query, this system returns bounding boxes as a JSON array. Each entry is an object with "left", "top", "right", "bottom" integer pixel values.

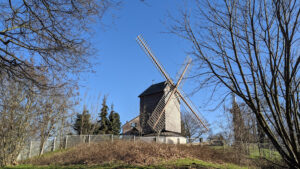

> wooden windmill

[{"left": 136, "top": 35, "right": 209, "bottom": 135}]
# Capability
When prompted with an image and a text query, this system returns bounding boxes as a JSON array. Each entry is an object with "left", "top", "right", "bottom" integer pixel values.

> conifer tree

[
  {"left": 108, "top": 104, "right": 121, "bottom": 135},
  {"left": 108, "top": 105, "right": 114, "bottom": 134},
  {"left": 230, "top": 101, "right": 246, "bottom": 143},
  {"left": 73, "top": 108, "right": 94, "bottom": 135},
  {"left": 98, "top": 96, "right": 109, "bottom": 134}
]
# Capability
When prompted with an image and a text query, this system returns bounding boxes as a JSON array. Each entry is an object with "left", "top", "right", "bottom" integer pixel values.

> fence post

[
  {"left": 247, "top": 142, "right": 250, "bottom": 155},
  {"left": 133, "top": 135, "right": 135, "bottom": 143},
  {"left": 111, "top": 134, "right": 114, "bottom": 142},
  {"left": 53, "top": 137, "right": 56, "bottom": 151},
  {"left": 28, "top": 141, "right": 32, "bottom": 158},
  {"left": 88, "top": 135, "right": 90, "bottom": 145},
  {"left": 269, "top": 144, "right": 271, "bottom": 158},
  {"left": 65, "top": 135, "right": 68, "bottom": 149}
]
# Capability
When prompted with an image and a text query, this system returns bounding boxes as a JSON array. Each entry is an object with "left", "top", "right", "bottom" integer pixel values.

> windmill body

[{"left": 139, "top": 81, "right": 181, "bottom": 135}]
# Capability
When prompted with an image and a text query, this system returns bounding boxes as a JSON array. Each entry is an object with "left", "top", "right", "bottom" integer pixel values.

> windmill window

[{"left": 131, "top": 123, "right": 137, "bottom": 128}]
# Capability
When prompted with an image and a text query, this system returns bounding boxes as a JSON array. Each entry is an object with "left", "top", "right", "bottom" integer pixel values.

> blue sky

[{"left": 77, "top": 0, "right": 229, "bottom": 133}]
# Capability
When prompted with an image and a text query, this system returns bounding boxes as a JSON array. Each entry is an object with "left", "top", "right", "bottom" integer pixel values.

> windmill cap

[{"left": 138, "top": 81, "right": 168, "bottom": 97}]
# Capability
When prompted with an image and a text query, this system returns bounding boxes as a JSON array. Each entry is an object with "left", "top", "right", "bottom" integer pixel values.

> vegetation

[
  {"left": 170, "top": 0, "right": 300, "bottom": 167},
  {"left": 0, "top": 0, "right": 116, "bottom": 88},
  {"left": 73, "top": 97, "right": 121, "bottom": 135},
  {"left": 97, "top": 96, "right": 110, "bottom": 134},
  {"left": 3, "top": 159, "right": 248, "bottom": 169},
  {"left": 73, "top": 108, "right": 98, "bottom": 135},
  {"left": 108, "top": 105, "right": 121, "bottom": 135},
  {"left": 162, "top": 158, "right": 248, "bottom": 169},
  {"left": 0, "top": 0, "right": 117, "bottom": 166},
  {"left": 0, "top": 75, "right": 73, "bottom": 166},
  {"left": 181, "top": 112, "right": 208, "bottom": 142},
  {"left": 18, "top": 141, "right": 281, "bottom": 168}
]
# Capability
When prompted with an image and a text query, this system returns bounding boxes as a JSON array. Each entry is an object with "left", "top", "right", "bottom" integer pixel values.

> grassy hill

[{"left": 4, "top": 141, "right": 282, "bottom": 169}]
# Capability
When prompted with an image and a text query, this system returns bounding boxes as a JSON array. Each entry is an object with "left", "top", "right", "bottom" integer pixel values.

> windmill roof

[{"left": 139, "top": 81, "right": 167, "bottom": 97}]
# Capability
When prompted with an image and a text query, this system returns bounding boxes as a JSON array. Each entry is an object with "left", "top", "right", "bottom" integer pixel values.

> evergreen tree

[
  {"left": 73, "top": 108, "right": 94, "bottom": 135},
  {"left": 108, "top": 105, "right": 114, "bottom": 134},
  {"left": 98, "top": 96, "right": 109, "bottom": 134},
  {"left": 108, "top": 105, "right": 121, "bottom": 135},
  {"left": 230, "top": 96, "right": 246, "bottom": 143}
]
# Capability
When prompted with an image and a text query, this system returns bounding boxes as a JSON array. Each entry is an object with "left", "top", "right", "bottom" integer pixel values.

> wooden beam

[
  {"left": 137, "top": 35, "right": 174, "bottom": 84},
  {"left": 152, "top": 59, "right": 191, "bottom": 129},
  {"left": 177, "top": 91, "right": 209, "bottom": 131}
]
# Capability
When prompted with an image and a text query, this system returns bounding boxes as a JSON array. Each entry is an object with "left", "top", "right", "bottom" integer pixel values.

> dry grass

[{"left": 23, "top": 141, "right": 274, "bottom": 167}]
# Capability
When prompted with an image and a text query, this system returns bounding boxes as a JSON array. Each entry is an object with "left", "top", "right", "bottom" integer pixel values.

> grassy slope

[
  {"left": 3, "top": 158, "right": 248, "bottom": 169},
  {"left": 3, "top": 141, "right": 281, "bottom": 169}
]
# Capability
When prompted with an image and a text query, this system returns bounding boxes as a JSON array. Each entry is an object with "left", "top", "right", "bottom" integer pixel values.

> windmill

[{"left": 136, "top": 35, "right": 209, "bottom": 135}]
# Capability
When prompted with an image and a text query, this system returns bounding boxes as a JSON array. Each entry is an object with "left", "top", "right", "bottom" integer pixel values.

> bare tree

[
  {"left": 181, "top": 112, "right": 207, "bottom": 142},
  {"left": 0, "top": 75, "right": 39, "bottom": 166},
  {"left": 170, "top": 0, "right": 300, "bottom": 167},
  {"left": 37, "top": 88, "right": 73, "bottom": 155},
  {"left": 0, "top": 0, "right": 117, "bottom": 88},
  {"left": 0, "top": 71, "right": 75, "bottom": 164},
  {"left": 0, "top": 0, "right": 118, "bottom": 165},
  {"left": 218, "top": 100, "right": 258, "bottom": 144}
]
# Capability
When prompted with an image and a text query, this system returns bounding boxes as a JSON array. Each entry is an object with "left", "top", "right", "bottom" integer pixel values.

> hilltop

[{"left": 4, "top": 141, "right": 282, "bottom": 169}]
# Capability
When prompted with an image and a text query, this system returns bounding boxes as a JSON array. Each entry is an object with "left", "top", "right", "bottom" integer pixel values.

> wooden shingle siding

[{"left": 139, "top": 82, "right": 181, "bottom": 135}]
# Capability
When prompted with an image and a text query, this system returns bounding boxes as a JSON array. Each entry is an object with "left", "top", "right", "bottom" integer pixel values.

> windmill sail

[
  {"left": 179, "top": 90, "right": 209, "bottom": 129},
  {"left": 147, "top": 85, "right": 173, "bottom": 132},
  {"left": 136, "top": 35, "right": 173, "bottom": 84},
  {"left": 136, "top": 34, "right": 209, "bottom": 134}
]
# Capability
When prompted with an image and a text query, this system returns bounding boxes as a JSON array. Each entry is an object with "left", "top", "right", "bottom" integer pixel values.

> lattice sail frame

[{"left": 147, "top": 84, "right": 173, "bottom": 132}]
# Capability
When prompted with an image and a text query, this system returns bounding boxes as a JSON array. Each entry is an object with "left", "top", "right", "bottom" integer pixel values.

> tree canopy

[
  {"left": 73, "top": 108, "right": 97, "bottom": 135},
  {"left": 170, "top": 0, "right": 299, "bottom": 167},
  {"left": 0, "top": 0, "right": 116, "bottom": 88},
  {"left": 98, "top": 96, "right": 110, "bottom": 134},
  {"left": 108, "top": 105, "right": 121, "bottom": 135}
]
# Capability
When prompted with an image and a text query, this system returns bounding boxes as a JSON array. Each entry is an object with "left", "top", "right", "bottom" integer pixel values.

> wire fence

[
  {"left": 186, "top": 138, "right": 281, "bottom": 162},
  {"left": 17, "top": 135, "right": 281, "bottom": 163},
  {"left": 230, "top": 141, "right": 281, "bottom": 161},
  {"left": 17, "top": 134, "right": 186, "bottom": 161},
  {"left": 207, "top": 140, "right": 281, "bottom": 161}
]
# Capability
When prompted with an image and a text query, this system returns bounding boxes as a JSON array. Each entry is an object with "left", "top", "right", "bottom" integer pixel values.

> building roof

[
  {"left": 121, "top": 115, "right": 139, "bottom": 128},
  {"left": 139, "top": 81, "right": 167, "bottom": 97}
]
